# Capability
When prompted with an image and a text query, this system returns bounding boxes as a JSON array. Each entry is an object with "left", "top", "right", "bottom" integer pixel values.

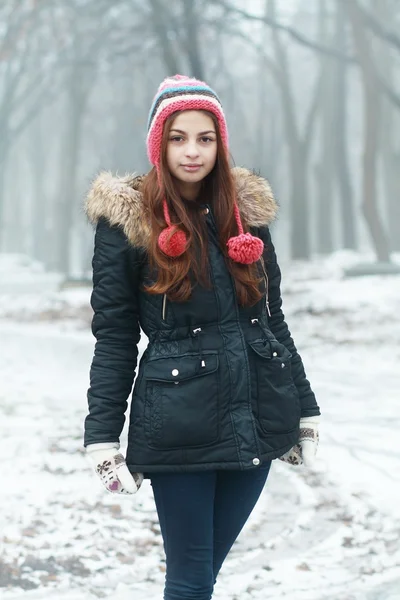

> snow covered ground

[{"left": 1, "top": 252, "right": 399, "bottom": 600}]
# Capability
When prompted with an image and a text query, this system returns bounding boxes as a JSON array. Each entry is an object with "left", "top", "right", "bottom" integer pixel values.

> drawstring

[
  {"left": 191, "top": 327, "right": 206, "bottom": 371},
  {"left": 157, "top": 167, "right": 188, "bottom": 257},
  {"left": 250, "top": 317, "right": 273, "bottom": 354},
  {"left": 156, "top": 163, "right": 263, "bottom": 264}
]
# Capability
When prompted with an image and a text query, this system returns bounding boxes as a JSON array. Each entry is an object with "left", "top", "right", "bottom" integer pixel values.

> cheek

[
  {"left": 166, "top": 146, "right": 178, "bottom": 170},
  {"left": 206, "top": 146, "right": 217, "bottom": 167}
]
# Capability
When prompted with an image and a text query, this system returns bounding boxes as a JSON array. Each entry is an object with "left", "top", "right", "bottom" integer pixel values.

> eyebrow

[{"left": 170, "top": 129, "right": 216, "bottom": 135}]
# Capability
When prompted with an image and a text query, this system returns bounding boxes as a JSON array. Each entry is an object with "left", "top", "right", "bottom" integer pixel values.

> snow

[
  {"left": 0, "top": 254, "right": 63, "bottom": 294},
  {"left": 1, "top": 252, "right": 399, "bottom": 600}
]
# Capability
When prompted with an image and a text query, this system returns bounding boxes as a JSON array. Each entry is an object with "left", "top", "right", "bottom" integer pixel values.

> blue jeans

[{"left": 150, "top": 462, "right": 271, "bottom": 600}]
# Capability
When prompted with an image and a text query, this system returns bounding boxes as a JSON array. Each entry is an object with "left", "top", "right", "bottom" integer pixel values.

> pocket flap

[
  {"left": 248, "top": 339, "right": 273, "bottom": 359},
  {"left": 145, "top": 352, "right": 218, "bottom": 383},
  {"left": 248, "top": 339, "right": 292, "bottom": 360}
]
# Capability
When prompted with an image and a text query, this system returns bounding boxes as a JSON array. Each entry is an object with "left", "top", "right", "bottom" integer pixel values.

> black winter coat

[{"left": 84, "top": 167, "right": 320, "bottom": 476}]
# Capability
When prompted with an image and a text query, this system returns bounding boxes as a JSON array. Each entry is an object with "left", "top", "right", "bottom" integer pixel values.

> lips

[{"left": 182, "top": 164, "right": 202, "bottom": 171}]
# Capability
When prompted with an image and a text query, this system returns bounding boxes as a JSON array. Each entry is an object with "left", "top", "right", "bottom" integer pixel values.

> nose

[{"left": 185, "top": 140, "right": 200, "bottom": 159}]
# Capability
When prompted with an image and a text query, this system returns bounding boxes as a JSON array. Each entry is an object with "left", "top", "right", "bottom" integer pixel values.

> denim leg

[
  {"left": 150, "top": 471, "right": 217, "bottom": 600},
  {"left": 212, "top": 461, "right": 272, "bottom": 582}
]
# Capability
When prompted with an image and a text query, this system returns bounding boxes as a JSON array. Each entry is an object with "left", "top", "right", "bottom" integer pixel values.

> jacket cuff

[
  {"left": 85, "top": 442, "right": 120, "bottom": 454},
  {"left": 300, "top": 415, "right": 320, "bottom": 425}
]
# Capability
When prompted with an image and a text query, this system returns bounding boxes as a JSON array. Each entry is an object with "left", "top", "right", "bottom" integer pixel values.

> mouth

[{"left": 181, "top": 164, "right": 202, "bottom": 171}]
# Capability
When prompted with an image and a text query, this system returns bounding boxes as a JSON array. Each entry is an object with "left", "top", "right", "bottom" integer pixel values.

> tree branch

[
  {"left": 206, "top": 20, "right": 281, "bottom": 84},
  {"left": 148, "top": 0, "right": 181, "bottom": 74},
  {"left": 209, "top": 0, "right": 355, "bottom": 63},
  {"left": 341, "top": 0, "right": 400, "bottom": 113},
  {"left": 356, "top": 0, "right": 400, "bottom": 53}
]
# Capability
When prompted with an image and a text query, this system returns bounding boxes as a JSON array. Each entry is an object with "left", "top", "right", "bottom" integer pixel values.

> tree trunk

[
  {"left": 290, "top": 143, "right": 309, "bottom": 260},
  {"left": 3, "top": 152, "right": 22, "bottom": 253},
  {"left": 378, "top": 0, "right": 400, "bottom": 251},
  {"left": 333, "top": 2, "right": 356, "bottom": 250},
  {"left": 30, "top": 112, "right": 49, "bottom": 264},
  {"left": 181, "top": 1, "right": 204, "bottom": 79},
  {"left": 55, "top": 88, "right": 85, "bottom": 275},
  {"left": 385, "top": 150, "right": 400, "bottom": 251},
  {"left": 149, "top": 0, "right": 181, "bottom": 74},
  {"left": 253, "top": 0, "right": 280, "bottom": 177},
  {"left": 0, "top": 152, "right": 6, "bottom": 252},
  {"left": 360, "top": 83, "right": 390, "bottom": 261},
  {"left": 0, "top": 111, "right": 10, "bottom": 250},
  {"left": 315, "top": 0, "right": 334, "bottom": 254},
  {"left": 268, "top": 0, "right": 310, "bottom": 259},
  {"left": 345, "top": 0, "right": 390, "bottom": 261}
]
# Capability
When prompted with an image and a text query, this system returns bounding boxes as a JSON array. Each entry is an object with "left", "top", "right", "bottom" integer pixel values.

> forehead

[{"left": 171, "top": 110, "right": 215, "bottom": 132}]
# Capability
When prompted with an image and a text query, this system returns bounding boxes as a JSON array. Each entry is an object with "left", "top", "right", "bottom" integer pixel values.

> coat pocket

[
  {"left": 144, "top": 352, "right": 220, "bottom": 449},
  {"left": 248, "top": 338, "right": 300, "bottom": 434}
]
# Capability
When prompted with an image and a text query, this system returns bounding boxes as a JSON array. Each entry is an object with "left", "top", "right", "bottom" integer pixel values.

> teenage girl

[{"left": 84, "top": 75, "right": 320, "bottom": 600}]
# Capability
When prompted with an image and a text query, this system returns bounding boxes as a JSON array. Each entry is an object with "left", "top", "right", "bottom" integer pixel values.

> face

[{"left": 166, "top": 111, "right": 217, "bottom": 193}]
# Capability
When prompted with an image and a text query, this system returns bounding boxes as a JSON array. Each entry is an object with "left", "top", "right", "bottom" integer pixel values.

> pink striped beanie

[
  {"left": 147, "top": 74, "right": 229, "bottom": 168},
  {"left": 146, "top": 75, "right": 263, "bottom": 265}
]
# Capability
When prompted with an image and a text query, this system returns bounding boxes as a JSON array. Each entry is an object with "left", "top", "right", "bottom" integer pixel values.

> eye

[
  {"left": 200, "top": 136, "right": 215, "bottom": 143},
  {"left": 169, "top": 136, "right": 184, "bottom": 142}
]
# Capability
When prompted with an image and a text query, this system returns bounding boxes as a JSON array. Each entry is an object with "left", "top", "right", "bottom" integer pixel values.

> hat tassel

[
  {"left": 158, "top": 196, "right": 188, "bottom": 257},
  {"left": 227, "top": 203, "right": 264, "bottom": 265},
  {"left": 157, "top": 188, "right": 263, "bottom": 265}
]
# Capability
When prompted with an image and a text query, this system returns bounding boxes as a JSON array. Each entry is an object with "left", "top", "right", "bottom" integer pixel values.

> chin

[{"left": 176, "top": 172, "right": 205, "bottom": 183}]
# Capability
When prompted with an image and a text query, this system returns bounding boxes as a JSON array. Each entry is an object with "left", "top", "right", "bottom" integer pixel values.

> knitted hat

[{"left": 146, "top": 75, "right": 263, "bottom": 264}]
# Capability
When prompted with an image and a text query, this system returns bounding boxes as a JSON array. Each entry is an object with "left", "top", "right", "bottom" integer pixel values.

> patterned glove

[
  {"left": 279, "top": 416, "right": 320, "bottom": 467},
  {"left": 86, "top": 442, "right": 143, "bottom": 494}
]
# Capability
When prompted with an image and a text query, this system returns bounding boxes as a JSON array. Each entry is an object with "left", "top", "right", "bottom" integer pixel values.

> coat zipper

[
  {"left": 162, "top": 293, "right": 167, "bottom": 321},
  {"left": 207, "top": 202, "right": 271, "bottom": 318},
  {"left": 160, "top": 224, "right": 270, "bottom": 322},
  {"left": 259, "top": 256, "right": 271, "bottom": 317}
]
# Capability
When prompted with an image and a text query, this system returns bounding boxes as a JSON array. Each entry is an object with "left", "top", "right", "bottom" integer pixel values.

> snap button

[
  {"left": 253, "top": 458, "right": 260, "bottom": 466},
  {"left": 203, "top": 207, "right": 209, "bottom": 214},
  {"left": 272, "top": 351, "right": 278, "bottom": 357},
  {"left": 172, "top": 369, "right": 179, "bottom": 376},
  {"left": 251, "top": 318, "right": 259, "bottom": 325},
  {"left": 281, "top": 363, "right": 285, "bottom": 368}
]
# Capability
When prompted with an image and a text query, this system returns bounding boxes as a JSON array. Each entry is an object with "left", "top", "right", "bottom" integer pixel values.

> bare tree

[
  {"left": 148, "top": 0, "right": 182, "bottom": 74},
  {"left": 267, "top": 0, "right": 322, "bottom": 259},
  {"left": 345, "top": 0, "right": 391, "bottom": 262},
  {"left": 0, "top": 1, "right": 60, "bottom": 249},
  {"left": 376, "top": 0, "right": 400, "bottom": 251},
  {"left": 210, "top": 0, "right": 354, "bottom": 62},
  {"left": 180, "top": 0, "right": 205, "bottom": 79},
  {"left": 333, "top": 0, "right": 357, "bottom": 250},
  {"left": 314, "top": 0, "right": 335, "bottom": 255}
]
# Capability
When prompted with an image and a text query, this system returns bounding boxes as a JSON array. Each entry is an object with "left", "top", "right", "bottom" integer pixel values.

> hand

[
  {"left": 279, "top": 416, "right": 320, "bottom": 467},
  {"left": 86, "top": 442, "right": 143, "bottom": 494}
]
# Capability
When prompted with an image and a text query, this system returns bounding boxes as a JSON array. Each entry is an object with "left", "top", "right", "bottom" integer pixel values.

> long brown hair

[{"left": 142, "top": 111, "right": 263, "bottom": 307}]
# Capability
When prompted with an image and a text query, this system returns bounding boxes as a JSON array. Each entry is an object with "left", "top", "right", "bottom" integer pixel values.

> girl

[{"left": 84, "top": 75, "right": 320, "bottom": 600}]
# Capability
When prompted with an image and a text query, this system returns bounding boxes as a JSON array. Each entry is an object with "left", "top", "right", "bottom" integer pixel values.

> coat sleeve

[
  {"left": 84, "top": 217, "right": 141, "bottom": 446},
  {"left": 259, "top": 225, "right": 320, "bottom": 418}
]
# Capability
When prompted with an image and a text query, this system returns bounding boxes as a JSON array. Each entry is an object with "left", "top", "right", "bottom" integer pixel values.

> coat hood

[{"left": 85, "top": 167, "right": 277, "bottom": 249}]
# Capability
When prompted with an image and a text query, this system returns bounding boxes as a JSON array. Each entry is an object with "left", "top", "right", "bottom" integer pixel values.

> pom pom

[
  {"left": 227, "top": 233, "right": 264, "bottom": 264},
  {"left": 158, "top": 226, "right": 187, "bottom": 257}
]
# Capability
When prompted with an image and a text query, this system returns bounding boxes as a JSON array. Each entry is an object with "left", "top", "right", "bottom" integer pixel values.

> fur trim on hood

[{"left": 85, "top": 167, "right": 277, "bottom": 249}]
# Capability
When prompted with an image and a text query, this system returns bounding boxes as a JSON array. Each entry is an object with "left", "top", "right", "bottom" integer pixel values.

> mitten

[
  {"left": 279, "top": 415, "right": 320, "bottom": 467},
  {"left": 86, "top": 442, "right": 143, "bottom": 494}
]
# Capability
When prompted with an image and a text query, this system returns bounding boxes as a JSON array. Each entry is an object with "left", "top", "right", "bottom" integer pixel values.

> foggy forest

[
  {"left": 1, "top": 0, "right": 400, "bottom": 275},
  {"left": 1, "top": 2, "right": 400, "bottom": 600}
]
